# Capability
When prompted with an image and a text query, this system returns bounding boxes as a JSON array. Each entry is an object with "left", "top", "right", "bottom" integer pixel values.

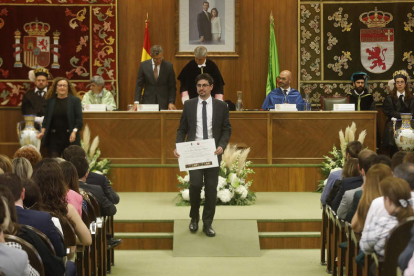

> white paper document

[{"left": 176, "top": 139, "right": 219, "bottom": 171}]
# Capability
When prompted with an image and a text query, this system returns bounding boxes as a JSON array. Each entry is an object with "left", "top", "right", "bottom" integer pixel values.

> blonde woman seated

[
  {"left": 12, "top": 157, "right": 33, "bottom": 179},
  {"left": 350, "top": 164, "right": 392, "bottom": 232},
  {"left": 360, "top": 177, "right": 414, "bottom": 259}
]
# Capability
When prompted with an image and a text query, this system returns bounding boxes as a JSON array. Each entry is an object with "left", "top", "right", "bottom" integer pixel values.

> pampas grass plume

[
  {"left": 350, "top": 122, "right": 357, "bottom": 139},
  {"left": 223, "top": 144, "right": 237, "bottom": 169},
  {"left": 82, "top": 124, "right": 91, "bottom": 153},
  {"left": 89, "top": 136, "right": 100, "bottom": 159},
  {"left": 339, "top": 130, "right": 346, "bottom": 156},
  {"left": 348, "top": 129, "right": 355, "bottom": 142},
  {"left": 358, "top": 130, "right": 367, "bottom": 145},
  {"left": 237, "top": 148, "right": 250, "bottom": 174}
]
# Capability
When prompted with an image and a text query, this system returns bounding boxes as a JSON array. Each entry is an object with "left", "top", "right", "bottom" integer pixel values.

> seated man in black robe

[
  {"left": 177, "top": 46, "right": 224, "bottom": 103},
  {"left": 21, "top": 68, "right": 50, "bottom": 117},
  {"left": 349, "top": 72, "right": 376, "bottom": 111}
]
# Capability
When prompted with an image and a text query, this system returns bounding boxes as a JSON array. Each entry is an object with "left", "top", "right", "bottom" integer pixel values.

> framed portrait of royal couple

[{"left": 176, "top": 0, "right": 239, "bottom": 57}]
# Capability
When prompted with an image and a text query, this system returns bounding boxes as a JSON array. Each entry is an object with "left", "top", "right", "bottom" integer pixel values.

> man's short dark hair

[
  {"left": 392, "top": 151, "right": 407, "bottom": 170},
  {"left": 63, "top": 145, "right": 86, "bottom": 161},
  {"left": 195, "top": 73, "right": 214, "bottom": 85},
  {"left": 403, "top": 152, "right": 414, "bottom": 164},
  {"left": 394, "top": 163, "right": 414, "bottom": 190},
  {"left": 69, "top": 156, "right": 89, "bottom": 179},
  {"left": 358, "top": 149, "right": 377, "bottom": 173},
  {"left": 346, "top": 141, "right": 363, "bottom": 158},
  {"left": 0, "top": 173, "right": 22, "bottom": 202},
  {"left": 372, "top": 155, "right": 392, "bottom": 168}
]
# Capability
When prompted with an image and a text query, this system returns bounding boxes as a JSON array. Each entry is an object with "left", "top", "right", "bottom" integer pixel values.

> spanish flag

[{"left": 141, "top": 14, "right": 151, "bottom": 62}]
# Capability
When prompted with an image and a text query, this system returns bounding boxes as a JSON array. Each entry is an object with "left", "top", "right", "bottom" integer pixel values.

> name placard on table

[
  {"left": 333, "top": 104, "right": 355, "bottom": 111},
  {"left": 273, "top": 104, "right": 298, "bottom": 111},
  {"left": 137, "top": 104, "right": 159, "bottom": 111},
  {"left": 83, "top": 104, "right": 106, "bottom": 112}
]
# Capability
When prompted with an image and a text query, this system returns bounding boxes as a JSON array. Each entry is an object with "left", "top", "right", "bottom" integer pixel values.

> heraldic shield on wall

[
  {"left": 298, "top": 1, "right": 414, "bottom": 107},
  {"left": 360, "top": 8, "right": 394, "bottom": 74},
  {"left": 0, "top": 0, "right": 118, "bottom": 108}
]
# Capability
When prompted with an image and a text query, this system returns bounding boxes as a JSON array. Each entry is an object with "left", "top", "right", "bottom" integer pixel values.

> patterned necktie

[
  {"left": 37, "top": 90, "right": 44, "bottom": 96},
  {"left": 154, "top": 65, "right": 158, "bottom": 81},
  {"left": 202, "top": 101, "right": 208, "bottom": 139},
  {"left": 283, "top": 89, "right": 288, "bottom": 103}
]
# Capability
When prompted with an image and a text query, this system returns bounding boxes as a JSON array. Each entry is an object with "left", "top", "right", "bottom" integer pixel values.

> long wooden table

[{"left": 1, "top": 109, "right": 377, "bottom": 164}]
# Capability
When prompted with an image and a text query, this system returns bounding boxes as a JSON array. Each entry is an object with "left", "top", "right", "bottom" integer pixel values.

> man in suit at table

[
  {"left": 134, "top": 45, "right": 177, "bottom": 111},
  {"left": 174, "top": 73, "right": 231, "bottom": 237}
]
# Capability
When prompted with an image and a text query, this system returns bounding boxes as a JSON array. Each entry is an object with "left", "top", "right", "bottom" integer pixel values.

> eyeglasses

[
  {"left": 57, "top": 84, "right": 68, "bottom": 87},
  {"left": 197, "top": 84, "right": 211, "bottom": 88}
]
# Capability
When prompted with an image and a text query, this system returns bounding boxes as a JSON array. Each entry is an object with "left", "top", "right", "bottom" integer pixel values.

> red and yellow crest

[{"left": 22, "top": 19, "right": 51, "bottom": 68}]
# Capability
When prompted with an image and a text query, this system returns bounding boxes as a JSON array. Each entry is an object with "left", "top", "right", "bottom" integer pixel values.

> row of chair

[
  {"left": 4, "top": 190, "right": 115, "bottom": 276},
  {"left": 320, "top": 205, "right": 414, "bottom": 276}
]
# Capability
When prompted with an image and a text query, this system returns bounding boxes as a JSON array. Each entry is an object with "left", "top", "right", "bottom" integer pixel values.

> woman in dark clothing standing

[
  {"left": 36, "top": 77, "right": 83, "bottom": 157},
  {"left": 382, "top": 70, "right": 414, "bottom": 157}
]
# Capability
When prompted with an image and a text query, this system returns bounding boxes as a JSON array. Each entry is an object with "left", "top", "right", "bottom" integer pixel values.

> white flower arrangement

[
  {"left": 176, "top": 145, "right": 256, "bottom": 206},
  {"left": 81, "top": 124, "right": 111, "bottom": 179},
  {"left": 317, "top": 122, "right": 366, "bottom": 192}
]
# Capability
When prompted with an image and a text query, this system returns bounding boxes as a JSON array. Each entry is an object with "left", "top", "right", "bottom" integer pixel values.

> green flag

[{"left": 266, "top": 12, "right": 280, "bottom": 96}]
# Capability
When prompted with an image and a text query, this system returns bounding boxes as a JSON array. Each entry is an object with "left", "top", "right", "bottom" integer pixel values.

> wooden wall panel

[
  {"left": 109, "top": 166, "right": 322, "bottom": 192},
  {"left": 117, "top": 0, "right": 298, "bottom": 110}
]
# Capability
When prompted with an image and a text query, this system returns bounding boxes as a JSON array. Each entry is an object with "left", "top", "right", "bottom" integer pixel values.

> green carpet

[
  {"left": 114, "top": 192, "right": 322, "bottom": 221},
  {"left": 110, "top": 249, "right": 326, "bottom": 276},
  {"left": 173, "top": 220, "right": 261, "bottom": 257}
]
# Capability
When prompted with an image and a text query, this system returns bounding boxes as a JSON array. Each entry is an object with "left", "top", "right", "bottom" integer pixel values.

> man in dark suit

[
  {"left": 63, "top": 145, "right": 120, "bottom": 205},
  {"left": 174, "top": 73, "right": 231, "bottom": 237},
  {"left": 70, "top": 156, "right": 117, "bottom": 217},
  {"left": 134, "top": 45, "right": 177, "bottom": 111},
  {"left": 0, "top": 173, "right": 65, "bottom": 257},
  {"left": 331, "top": 149, "right": 377, "bottom": 212},
  {"left": 197, "top": 1, "right": 212, "bottom": 42},
  {"left": 21, "top": 68, "right": 49, "bottom": 117}
]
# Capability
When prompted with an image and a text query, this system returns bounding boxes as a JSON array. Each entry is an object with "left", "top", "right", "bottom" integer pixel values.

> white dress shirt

[
  {"left": 397, "top": 91, "right": 405, "bottom": 100},
  {"left": 195, "top": 96, "right": 213, "bottom": 140},
  {"left": 35, "top": 87, "right": 46, "bottom": 97}
]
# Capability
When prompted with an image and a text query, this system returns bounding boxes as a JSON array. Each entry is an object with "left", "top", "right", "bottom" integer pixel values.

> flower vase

[
  {"left": 393, "top": 113, "right": 414, "bottom": 151},
  {"left": 17, "top": 115, "right": 41, "bottom": 150}
]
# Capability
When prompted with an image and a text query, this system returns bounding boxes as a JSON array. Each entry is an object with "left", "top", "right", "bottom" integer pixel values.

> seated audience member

[
  {"left": 261, "top": 70, "right": 304, "bottom": 110},
  {"left": 60, "top": 161, "right": 83, "bottom": 216},
  {"left": 338, "top": 163, "right": 391, "bottom": 220},
  {"left": 13, "top": 145, "right": 42, "bottom": 168},
  {"left": 63, "top": 145, "right": 120, "bottom": 204},
  {"left": 350, "top": 164, "right": 392, "bottom": 231},
  {"left": 326, "top": 158, "right": 359, "bottom": 207},
  {"left": 0, "top": 173, "right": 65, "bottom": 258},
  {"left": 405, "top": 152, "right": 414, "bottom": 164},
  {"left": 360, "top": 177, "right": 414, "bottom": 259},
  {"left": 21, "top": 179, "right": 41, "bottom": 209},
  {"left": 32, "top": 159, "right": 92, "bottom": 248},
  {"left": 70, "top": 156, "right": 117, "bottom": 216},
  {"left": 0, "top": 168, "right": 3, "bottom": 175},
  {"left": 12, "top": 157, "right": 33, "bottom": 179},
  {"left": 364, "top": 163, "right": 414, "bottom": 232},
  {"left": 321, "top": 141, "right": 363, "bottom": 205},
  {"left": 372, "top": 154, "right": 392, "bottom": 168},
  {"left": 0, "top": 155, "right": 13, "bottom": 173},
  {"left": 0, "top": 185, "right": 65, "bottom": 276},
  {"left": 0, "top": 193, "right": 31, "bottom": 276},
  {"left": 331, "top": 149, "right": 377, "bottom": 212},
  {"left": 393, "top": 151, "right": 407, "bottom": 170},
  {"left": 400, "top": 224, "right": 414, "bottom": 273},
  {"left": 81, "top": 76, "right": 116, "bottom": 110}
]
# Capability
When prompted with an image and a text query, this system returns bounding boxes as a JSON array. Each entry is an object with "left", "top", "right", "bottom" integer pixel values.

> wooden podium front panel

[
  {"left": 83, "top": 112, "right": 163, "bottom": 164},
  {"left": 271, "top": 112, "right": 377, "bottom": 164}
]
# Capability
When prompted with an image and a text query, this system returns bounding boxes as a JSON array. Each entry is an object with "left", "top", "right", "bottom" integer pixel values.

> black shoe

[
  {"left": 107, "top": 238, "right": 122, "bottom": 248},
  {"left": 203, "top": 225, "right": 216, "bottom": 237},
  {"left": 189, "top": 218, "right": 199, "bottom": 232}
]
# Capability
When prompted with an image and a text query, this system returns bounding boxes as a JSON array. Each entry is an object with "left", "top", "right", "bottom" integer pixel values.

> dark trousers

[{"left": 189, "top": 166, "right": 220, "bottom": 226}]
